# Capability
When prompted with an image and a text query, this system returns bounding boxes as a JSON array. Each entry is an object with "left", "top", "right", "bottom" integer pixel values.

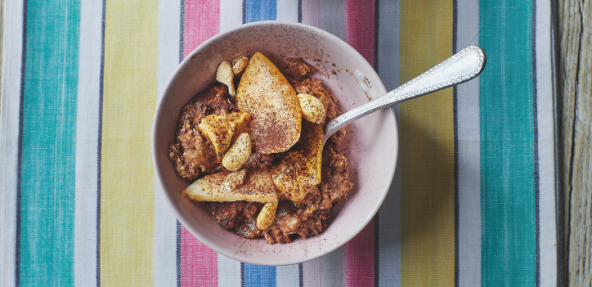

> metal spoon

[{"left": 324, "top": 45, "right": 486, "bottom": 144}]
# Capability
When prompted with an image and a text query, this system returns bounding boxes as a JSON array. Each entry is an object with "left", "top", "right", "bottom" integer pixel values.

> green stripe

[
  {"left": 19, "top": 0, "right": 80, "bottom": 285},
  {"left": 479, "top": 1, "right": 536, "bottom": 285}
]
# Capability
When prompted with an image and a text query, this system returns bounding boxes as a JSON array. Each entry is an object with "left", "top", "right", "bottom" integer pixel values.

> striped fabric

[{"left": 0, "top": 0, "right": 559, "bottom": 286}]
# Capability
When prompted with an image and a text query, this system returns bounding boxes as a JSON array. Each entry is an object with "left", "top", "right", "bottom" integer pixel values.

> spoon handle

[{"left": 324, "top": 45, "right": 486, "bottom": 143}]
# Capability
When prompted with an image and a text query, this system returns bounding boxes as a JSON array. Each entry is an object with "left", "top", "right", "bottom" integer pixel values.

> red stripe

[
  {"left": 346, "top": 0, "right": 375, "bottom": 66},
  {"left": 180, "top": 1, "right": 220, "bottom": 286},
  {"left": 345, "top": 220, "right": 376, "bottom": 287},
  {"left": 345, "top": 1, "right": 376, "bottom": 286}
]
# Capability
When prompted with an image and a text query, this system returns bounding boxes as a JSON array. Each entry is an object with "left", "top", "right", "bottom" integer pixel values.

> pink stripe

[
  {"left": 181, "top": 228, "right": 218, "bottom": 287},
  {"left": 345, "top": 2, "right": 379, "bottom": 285},
  {"left": 183, "top": 0, "right": 220, "bottom": 57},
  {"left": 180, "top": 1, "right": 220, "bottom": 286},
  {"left": 302, "top": 258, "right": 322, "bottom": 287},
  {"left": 345, "top": 0, "right": 375, "bottom": 66},
  {"left": 301, "top": 0, "right": 321, "bottom": 28},
  {"left": 345, "top": 220, "right": 376, "bottom": 287},
  {"left": 345, "top": 0, "right": 377, "bottom": 282},
  {"left": 345, "top": 6, "right": 376, "bottom": 284}
]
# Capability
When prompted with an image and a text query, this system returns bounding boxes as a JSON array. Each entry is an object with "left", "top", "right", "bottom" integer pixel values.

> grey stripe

[
  {"left": 455, "top": 0, "right": 481, "bottom": 285},
  {"left": 300, "top": 2, "right": 346, "bottom": 284},
  {"left": 321, "top": 246, "right": 346, "bottom": 287},
  {"left": 376, "top": 0, "right": 401, "bottom": 286},
  {"left": 376, "top": 0, "right": 400, "bottom": 91},
  {"left": 320, "top": 0, "right": 346, "bottom": 41},
  {"left": 302, "top": 246, "right": 346, "bottom": 287}
]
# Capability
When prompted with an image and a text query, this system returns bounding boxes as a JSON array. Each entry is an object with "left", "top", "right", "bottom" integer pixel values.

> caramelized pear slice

[
  {"left": 272, "top": 151, "right": 309, "bottom": 202},
  {"left": 198, "top": 114, "right": 234, "bottom": 155},
  {"left": 298, "top": 93, "right": 326, "bottom": 124},
  {"left": 257, "top": 202, "right": 278, "bottom": 230},
  {"left": 237, "top": 52, "right": 302, "bottom": 154},
  {"left": 231, "top": 57, "right": 249, "bottom": 76},
  {"left": 222, "top": 133, "right": 252, "bottom": 171},
  {"left": 226, "top": 112, "right": 252, "bottom": 144},
  {"left": 183, "top": 169, "right": 278, "bottom": 203},
  {"left": 198, "top": 112, "right": 251, "bottom": 155},
  {"left": 216, "top": 61, "right": 235, "bottom": 96},
  {"left": 299, "top": 120, "right": 324, "bottom": 184},
  {"left": 272, "top": 121, "right": 324, "bottom": 202}
]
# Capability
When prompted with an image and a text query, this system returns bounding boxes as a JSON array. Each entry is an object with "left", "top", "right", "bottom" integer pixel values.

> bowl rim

[{"left": 152, "top": 20, "right": 398, "bottom": 265}]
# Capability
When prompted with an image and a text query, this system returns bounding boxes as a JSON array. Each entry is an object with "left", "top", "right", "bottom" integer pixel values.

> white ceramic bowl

[{"left": 152, "top": 21, "right": 398, "bottom": 266}]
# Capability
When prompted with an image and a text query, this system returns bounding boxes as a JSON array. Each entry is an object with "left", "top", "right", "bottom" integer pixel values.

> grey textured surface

[{"left": 558, "top": 0, "right": 591, "bottom": 285}]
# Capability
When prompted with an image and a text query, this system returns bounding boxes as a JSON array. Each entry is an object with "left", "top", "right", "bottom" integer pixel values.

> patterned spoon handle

[{"left": 324, "top": 45, "right": 486, "bottom": 144}]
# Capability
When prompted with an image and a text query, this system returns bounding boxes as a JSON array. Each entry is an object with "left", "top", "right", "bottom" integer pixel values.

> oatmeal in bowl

[
  {"left": 152, "top": 21, "right": 398, "bottom": 265},
  {"left": 169, "top": 52, "right": 353, "bottom": 244}
]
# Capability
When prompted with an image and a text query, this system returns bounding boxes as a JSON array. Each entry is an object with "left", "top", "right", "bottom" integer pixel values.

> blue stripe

[
  {"left": 244, "top": 264, "right": 277, "bottom": 287},
  {"left": 245, "top": 0, "right": 277, "bottom": 23},
  {"left": 243, "top": 1, "right": 277, "bottom": 286},
  {"left": 19, "top": 0, "right": 80, "bottom": 285}
]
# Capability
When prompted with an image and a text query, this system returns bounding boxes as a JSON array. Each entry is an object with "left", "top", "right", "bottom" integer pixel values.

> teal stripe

[
  {"left": 19, "top": 0, "right": 80, "bottom": 285},
  {"left": 479, "top": 1, "right": 536, "bottom": 286}
]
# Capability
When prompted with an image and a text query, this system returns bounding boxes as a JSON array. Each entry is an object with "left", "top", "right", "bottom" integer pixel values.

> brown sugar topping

[{"left": 169, "top": 56, "right": 353, "bottom": 244}]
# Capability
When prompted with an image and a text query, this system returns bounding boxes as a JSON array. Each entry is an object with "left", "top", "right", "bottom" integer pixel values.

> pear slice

[
  {"left": 257, "top": 202, "right": 278, "bottom": 230},
  {"left": 198, "top": 111, "right": 251, "bottom": 155},
  {"left": 183, "top": 169, "right": 278, "bottom": 203},
  {"left": 272, "top": 121, "right": 324, "bottom": 202},
  {"left": 237, "top": 52, "right": 302, "bottom": 154},
  {"left": 299, "top": 120, "right": 324, "bottom": 184}
]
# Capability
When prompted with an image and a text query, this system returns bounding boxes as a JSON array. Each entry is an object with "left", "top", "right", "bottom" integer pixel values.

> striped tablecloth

[{"left": 0, "top": 0, "right": 560, "bottom": 286}]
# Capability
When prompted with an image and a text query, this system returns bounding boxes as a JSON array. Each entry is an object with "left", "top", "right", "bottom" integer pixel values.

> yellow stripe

[
  {"left": 100, "top": 0, "right": 158, "bottom": 285},
  {"left": 399, "top": 0, "right": 455, "bottom": 285}
]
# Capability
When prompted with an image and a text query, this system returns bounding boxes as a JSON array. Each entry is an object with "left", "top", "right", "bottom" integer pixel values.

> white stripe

[
  {"left": 220, "top": 0, "right": 243, "bottom": 33},
  {"left": 217, "top": 255, "right": 242, "bottom": 287},
  {"left": 376, "top": 0, "right": 401, "bottom": 286},
  {"left": 536, "top": 0, "right": 558, "bottom": 285},
  {"left": 456, "top": 0, "right": 481, "bottom": 285},
  {"left": 0, "top": 0, "right": 24, "bottom": 286},
  {"left": 155, "top": 0, "right": 182, "bottom": 286},
  {"left": 276, "top": 0, "right": 298, "bottom": 22},
  {"left": 214, "top": 5, "right": 245, "bottom": 286},
  {"left": 303, "top": 246, "right": 345, "bottom": 287},
  {"left": 74, "top": 0, "right": 103, "bottom": 285},
  {"left": 276, "top": 264, "right": 300, "bottom": 287}
]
